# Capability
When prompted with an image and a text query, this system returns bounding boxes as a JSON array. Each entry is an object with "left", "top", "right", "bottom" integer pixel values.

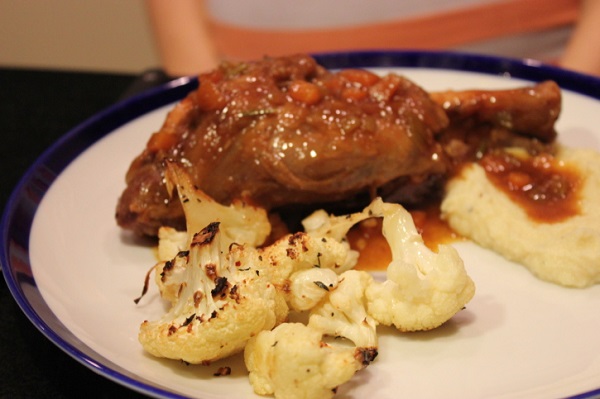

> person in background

[
  {"left": 560, "top": 0, "right": 600, "bottom": 76},
  {"left": 145, "top": 0, "right": 600, "bottom": 77}
]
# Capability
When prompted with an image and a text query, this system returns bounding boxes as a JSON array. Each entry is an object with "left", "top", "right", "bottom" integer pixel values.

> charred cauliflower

[
  {"left": 229, "top": 230, "right": 357, "bottom": 312},
  {"left": 138, "top": 163, "right": 475, "bottom": 399},
  {"left": 142, "top": 210, "right": 360, "bottom": 364},
  {"left": 164, "top": 160, "right": 271, "bottom": 251},
  {"left": 139, "top": 222, "right": 287, "bottom": 364}
]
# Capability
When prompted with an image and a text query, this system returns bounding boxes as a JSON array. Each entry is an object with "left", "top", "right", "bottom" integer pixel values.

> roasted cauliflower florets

[
  {"left": 245, "top": 323, "right": 368, "bottom": 399},
  {"left": 228, "top": 231, "right": 357, "bottom": 312},
  {"left": 364, "top": 199, "right": 476, "bottom": 331},
  {"left": 245, "top": 266, "right": 378, "bottom": 399},
  {"left": 139, "top": 222, "right": 287, "bottom": 364},
  {"left": 140, "top": 168, "right": 476, "bottom": 398},
  {"left": 303, "top": 197, "right": 475, "bottom": 332},
  {"left": 144, "top": 214, "right": 361, "bottom": 364},
  {"left": 156, "top": 161, "right": 358, "bottom": 311}
]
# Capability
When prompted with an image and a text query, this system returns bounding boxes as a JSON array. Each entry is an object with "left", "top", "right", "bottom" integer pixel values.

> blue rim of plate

[{"left": 2, "top": 50, "right": 600, "bottom": 399}]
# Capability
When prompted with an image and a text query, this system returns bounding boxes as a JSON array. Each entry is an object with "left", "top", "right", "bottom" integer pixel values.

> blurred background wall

[{"left": 0, "top": 0, "right": 160, "bottom": 74}]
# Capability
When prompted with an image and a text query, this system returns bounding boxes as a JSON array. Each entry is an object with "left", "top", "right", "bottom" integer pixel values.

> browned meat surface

[
  {"left": 430, "top": 80, "right": 561, "bottom": 142},
  {"left": 115, "top": 54, "right": 561, "bottom": 237},
  {"left": 116, "top": 54, "right": 449, "bottom": 236}
]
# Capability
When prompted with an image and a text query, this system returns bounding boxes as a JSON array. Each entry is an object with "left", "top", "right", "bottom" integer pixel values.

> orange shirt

[{"left": 205, "top": 0, "right": 579, "bottom": 63}]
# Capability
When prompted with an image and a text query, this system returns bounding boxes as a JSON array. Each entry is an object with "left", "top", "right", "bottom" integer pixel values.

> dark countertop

[{"left": 0, "top": 67, "right": 169, "bottom": 399}]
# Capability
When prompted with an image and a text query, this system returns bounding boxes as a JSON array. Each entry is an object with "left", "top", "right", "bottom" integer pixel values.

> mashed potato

[{"left": 441, "top": 146, "right": 600, "bottom": 288}]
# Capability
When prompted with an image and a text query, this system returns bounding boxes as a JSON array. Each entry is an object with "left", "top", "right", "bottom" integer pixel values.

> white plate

[{"left": 3, "top": 51, "right": 600, "bottom": 399}]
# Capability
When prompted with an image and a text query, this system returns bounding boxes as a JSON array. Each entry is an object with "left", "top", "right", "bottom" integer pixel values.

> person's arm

[
  {"left": 560, "top": 0, "right": 600, "bottom": 76},
  {"left": 145, "top": 0, "right": 219, "bottom": 76}
]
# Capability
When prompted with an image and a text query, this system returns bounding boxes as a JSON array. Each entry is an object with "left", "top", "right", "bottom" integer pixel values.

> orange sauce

[
  {"left": 335, "top": 150, "right": 582, "bottom": 272},
  {"left": 347, "top": 204, "right": 462, "bottom": 271},
  {"left": 479, "top": 151, "right": 581, "bottom": 223},
  {"left": 346, "top": 218, "right": 391, "bottom": 271}
]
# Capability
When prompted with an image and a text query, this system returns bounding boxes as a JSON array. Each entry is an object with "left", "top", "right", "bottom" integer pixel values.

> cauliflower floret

[
  {"left": 303, "top": 197, "right": 475, "bottom": 332},
  {"left": 142, "top": 190, "right": 475, "bottom": 398},
  {"left": 139, "top": 222, "right": 288, "bottom": 364},
  {"left": 245, "top": 270, "right": 378, "bottom": 399},
  {"left": 287, "top": 267, "right": 339, "bottom": 311},
  {"left": 245, "top": 323, "right": 367, "bottom": 399},
  {"left": 143, "top": 220, "right": 360, "bottom": 363},
  {"left": 157, "top": 226, "right": 188, "bottom": 261},
  {"left": 164, "top": 160, "right": 271, "bottom": 250},
  {"left": 156, "top": 229, "right": 356, "bottom": 314},
  {"left": 308, "top": 270, "right": 378, "bottom": 350},
  {"left": 155, "top": 163, "right": 358, "bottom": 312},
  {"left": 152, "top": 227, "right": 189, "bottom": 305},
  {"left": 302, "top": 205, "right": 372, "bottom": 242},
  {"left": 229, "top": 231, "right": 358, "bottom": 312},
  {"left": 153, "top": 249, "right": 189, "bottom": 305},
  {"left": 151, "top": 220, "right": 359, "bottom": 347},
  {"left": 364, "top": 199, "right": 476, "bottom": 331}
]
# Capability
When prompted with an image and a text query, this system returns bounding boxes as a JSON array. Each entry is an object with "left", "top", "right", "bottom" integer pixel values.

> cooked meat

[
  {"left": 116, "top": 54, "right": 449, "bottom": 235},
  {"left": 430, "top": 80, "right": 561, "bottom": 142},
  {"left": 115, "top": 54, "right": 561, "bottom": 237}
]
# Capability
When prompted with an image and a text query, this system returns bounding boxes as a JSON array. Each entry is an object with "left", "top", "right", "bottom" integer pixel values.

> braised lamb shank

[{"left": 116, "top": 54, "right": 561, "bottom": 236}]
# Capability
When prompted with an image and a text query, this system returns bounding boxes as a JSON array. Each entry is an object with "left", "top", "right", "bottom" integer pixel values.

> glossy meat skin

[
  {"left": 431, "top": 80, "right": 561, "bottom": 142},
  {"left": 116, "top": 55, "right": 449, "bottom": 236},
  {"left": 116, "top": 55, "right": 561, "bottom": 237}
]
